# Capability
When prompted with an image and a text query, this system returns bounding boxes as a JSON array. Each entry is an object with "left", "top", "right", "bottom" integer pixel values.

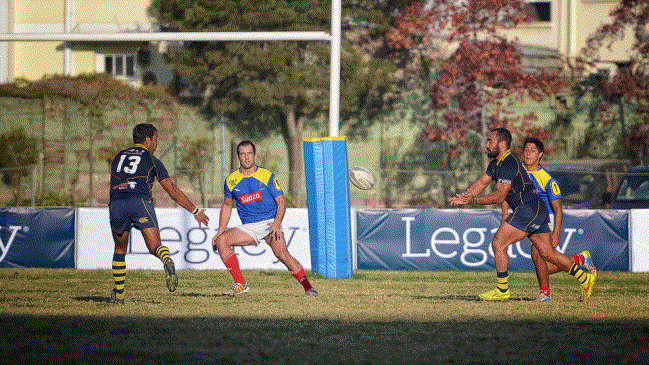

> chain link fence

[{"left": 1, "top": 96, "right": 641, "bottom": 209}]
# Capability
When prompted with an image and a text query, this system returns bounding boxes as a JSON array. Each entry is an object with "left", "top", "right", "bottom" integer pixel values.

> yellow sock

[
  {"left": 496, "top": 271, "right": 509, "bottom": 293},
  {"left": 569, "top": 264, "right": 588, "bottom": 285},
  {"left": 155, "top": 245, "right": 170, "bottom": 263},
  {"left": 112, "top": 253, "right": 126, "bottom": 299}
]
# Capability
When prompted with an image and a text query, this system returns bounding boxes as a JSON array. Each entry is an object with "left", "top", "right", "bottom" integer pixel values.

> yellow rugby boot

[{"left": 478, "top": 288, "right": 511, "bottom": 301}]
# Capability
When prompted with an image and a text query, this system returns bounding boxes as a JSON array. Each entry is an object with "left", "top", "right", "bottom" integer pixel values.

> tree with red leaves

[
  {"left": 578, "top": 0, "right": 649, "bottom": 162},
  {"left": 386, "top": 1, "right": 565, "bottom": 173}
]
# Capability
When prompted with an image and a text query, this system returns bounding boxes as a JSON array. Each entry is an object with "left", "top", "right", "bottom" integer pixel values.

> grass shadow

[
  {"left": 1, "top": 314, "right": 648, "bottom": 364},
  {"left": 73, "top": 296, "right": 111, "bottom": 303},
  {"left": 180, "top": 292, "right": 222, "bottom": 298},
  {"left": 414, "top": 295, "right": 534, "bottom": 302},
  {"left": 73, "top": 296, "right": 161, "bottom": 304}
]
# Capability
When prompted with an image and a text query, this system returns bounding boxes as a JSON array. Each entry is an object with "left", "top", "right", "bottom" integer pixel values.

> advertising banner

[
  {"left": 357, "top": 209, "right": 628, "bottom": 271},
  {"left": 77, "top": 208, "right": 311, "bottom": 270},
  {"left": 630, "top": 209, "right": 649, "bottom": 272},
  {"left": 0, "top": 207, "right": 75, "bottom": 268}
]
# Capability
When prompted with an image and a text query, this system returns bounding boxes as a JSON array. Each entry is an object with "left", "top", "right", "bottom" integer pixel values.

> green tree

[
  {"left": 0, "top": 127, "right": 38, "bottom": 204},
  {"left": 577, "top": 0, "right": 649, "bottom": 163},
  {"left": 0, "top": 74, "right": 181, "bottom": 206},
  {"left": 148, "top": 0, "right": 397, "bottom": 205},
  {"left": 386, "top": 1, "right": 565, "bottom": 179}
]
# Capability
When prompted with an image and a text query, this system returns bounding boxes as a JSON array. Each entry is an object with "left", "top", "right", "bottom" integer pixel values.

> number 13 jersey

[{"left": 110, "top": 144, "right": 169, "bottom": 201}]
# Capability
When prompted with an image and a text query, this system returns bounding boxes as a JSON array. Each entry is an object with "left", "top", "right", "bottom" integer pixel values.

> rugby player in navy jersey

[
  {"left": 211, "top": 140, "right": 317, "bottom": 297},
  {"left": 109, "top": 123, "right": 209, "bottom": 304},
  {"left": 449, "top": 128, "right": 596, "bottom": 302}
]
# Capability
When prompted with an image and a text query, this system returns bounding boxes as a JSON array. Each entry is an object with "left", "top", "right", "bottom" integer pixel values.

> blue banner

[
  {"left": 357, "top": 209, "right": 628, "bottom": 271},
  {"left": 0, "top": 207, "right": 75, "bottom": 268}
]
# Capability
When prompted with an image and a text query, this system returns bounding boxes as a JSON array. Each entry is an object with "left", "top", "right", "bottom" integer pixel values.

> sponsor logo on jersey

[
  {"left": 112, "top": 181, "right": 137, "bottom": 190},
  {"left": 240, "top": 191, "right": 262, "bottom": 204},
  {"left": 126, "top": 148, "right": 145, "bottom": 155},
  {"left": 139, "top": 217, "right": 149, "bottom": 224}
]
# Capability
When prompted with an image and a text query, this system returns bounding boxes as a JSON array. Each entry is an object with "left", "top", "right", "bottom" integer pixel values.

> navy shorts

[
  {"left": 109, "top": 197, "right": 159, "bottom": 234},
  {"left": 504, "top": 203, "right": 551, "bottom": 234}
]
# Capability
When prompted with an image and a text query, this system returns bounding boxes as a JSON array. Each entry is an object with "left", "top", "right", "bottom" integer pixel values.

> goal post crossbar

[{"left": 0, "top": 31, "right": 332, "bottom": 42}]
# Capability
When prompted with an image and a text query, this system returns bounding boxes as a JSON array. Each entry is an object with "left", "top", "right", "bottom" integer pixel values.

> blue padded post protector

[{"left": 303, "top": 137, "right": 352, "bottom": 278}]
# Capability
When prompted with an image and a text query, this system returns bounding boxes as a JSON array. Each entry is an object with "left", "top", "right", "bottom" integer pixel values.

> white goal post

[{"left": 0, "top": 0, "right": 342, "bottom": 137}]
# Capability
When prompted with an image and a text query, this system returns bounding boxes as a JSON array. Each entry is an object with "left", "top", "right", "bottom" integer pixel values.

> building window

[
  {"left": 103, "top": 54, "right": 135, "bottom": 77},
  {"left": 526, "top": 1, "right": 551, "bottom": 22}
]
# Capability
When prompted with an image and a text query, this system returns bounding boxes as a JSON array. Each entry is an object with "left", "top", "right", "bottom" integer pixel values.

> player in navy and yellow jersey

[
  {"left": 108, "top": 123, "right": 209, "bottom": 304},
  {"left": 449, "top": 128, "right": 595, "bottom": 302},
  {"left": 502, "top": 137, "right": 596, "bottom": 302},
  {"left": 211, "top": 140, "right": 317, "bottom": 297}
]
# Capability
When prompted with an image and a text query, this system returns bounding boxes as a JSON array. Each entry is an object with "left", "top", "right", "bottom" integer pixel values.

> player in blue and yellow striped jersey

[
  {"left": 503, "top": 137, "right": 597, "bottom": 301},
  {"left": 524, "top": 138, "right": 597, "bottom": 300},
  {"left": 211, "top": 140, "right": 317, "bottom": 297},
  {"left": 108, "top": 123, "right": 209, "bottom": 304}
]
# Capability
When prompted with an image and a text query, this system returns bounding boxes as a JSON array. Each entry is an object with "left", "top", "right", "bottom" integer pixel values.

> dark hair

[
  {"left": 236, "top": 140, "right": 256, "bottom": 155},
  {"left": 133, "top": 123, "right": 157, "bottom": 144},
  {"left": 523, "top": 136, "right": 544, "bottom": 154},
  {"left": 491, "top": 127, "right": 512, "bottom": 148}
]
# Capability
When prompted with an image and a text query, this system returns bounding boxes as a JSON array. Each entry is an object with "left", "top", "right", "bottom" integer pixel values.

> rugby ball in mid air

[{"left": 349, "top": 166, "right": 375, "bottom": 190}]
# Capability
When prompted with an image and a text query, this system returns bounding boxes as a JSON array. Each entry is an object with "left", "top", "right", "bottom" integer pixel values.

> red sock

[
  {"left": 291, "top": 267, "right": 313, "bottom": 292},
  {"left": 224, "top": 253, "right": 246, "bottom": 285},
  {"left": 573, "top": 254, "right": 585, "bottom": 266},
  {"left": 540, "top": 286, "right": 550, "bottom": 297}
]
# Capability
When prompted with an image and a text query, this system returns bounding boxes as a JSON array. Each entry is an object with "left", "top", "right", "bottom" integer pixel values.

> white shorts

[{"left": 236, "top": 219, "right": 277, "bottom": 245}]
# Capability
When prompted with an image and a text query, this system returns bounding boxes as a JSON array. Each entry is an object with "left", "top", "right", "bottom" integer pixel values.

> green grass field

[{"left": 1, "top": 268, "right": 648, "bottom": 364}]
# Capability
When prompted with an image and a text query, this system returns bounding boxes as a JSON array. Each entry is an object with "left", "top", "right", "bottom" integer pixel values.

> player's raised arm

[{"left": 159, "top": 177, "right": 209, "bottom": 227}]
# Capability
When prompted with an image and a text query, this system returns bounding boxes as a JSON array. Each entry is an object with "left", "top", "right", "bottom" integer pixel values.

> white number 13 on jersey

[{"left": 116, "top": 155, "right": 141, "bottom": 174}]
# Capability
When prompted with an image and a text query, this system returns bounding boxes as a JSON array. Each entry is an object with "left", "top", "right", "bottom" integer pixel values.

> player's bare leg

[
  {"left": 531, "top": 245, "right": 552, "bottom": 301},
  {"left": 479, "top": 222, "right": 529, "bottom": 301},
  {"left": 528, "top": 233, "right": 573, "bottom": 272},
  {"left": 141, "top": 227, "right": 177, "bottom": 292},
  {"left": 110, "top": 230, "right": 129, "bottom": 304},
  {"left": 213, "top": 228, "right": 256, "bottom": 295},
  {"left": 266, "top": 231, "right": 300, "bottom": 272},
  {"left": 267, "top": 232, "right": 317, "bottom": 297},
  {"left": 529, "top": 233, "right": 596, "bottom": 301},
  {"left": 213, "top": 228, "right": 256, "bottom": 261},
  {"left": 492, "top": 223, "right": 529, "bottom": 273},
  {"left": 112, "top": 230, "right": 129, "bottom": 254}
]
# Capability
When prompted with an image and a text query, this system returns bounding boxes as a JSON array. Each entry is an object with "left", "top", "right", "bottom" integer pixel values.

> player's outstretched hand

[
  {"left": 194, "top": 210, "right": 209, "bottom": 227},
  {"left": 448, "top": 193, "right": 470, "bottom": 207}
]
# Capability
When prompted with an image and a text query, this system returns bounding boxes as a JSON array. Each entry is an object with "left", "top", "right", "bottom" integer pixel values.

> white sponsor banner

[
  {"left": 77, "top": 208, "right": 311, "bottom": 270},
  {"left": 630, "top": 209, "right": 649, "bottom": 272}
]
